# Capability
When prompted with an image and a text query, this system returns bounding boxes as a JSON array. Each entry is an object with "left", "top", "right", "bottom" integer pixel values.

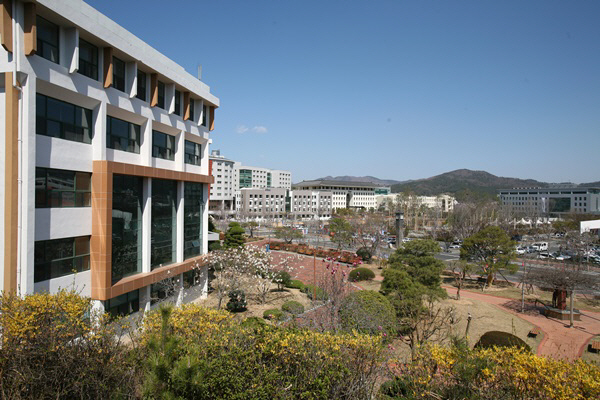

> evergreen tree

[{"left": 224, "top": 222, "right": 245, "bottom": 248}]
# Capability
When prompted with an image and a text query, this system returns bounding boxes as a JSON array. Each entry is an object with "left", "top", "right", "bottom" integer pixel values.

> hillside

[
  {"left": 316, "top": 175, "right": 406, "bottom": 186},
  {"left": 390, "top": 169, "right": 549, "bottom": 201}
]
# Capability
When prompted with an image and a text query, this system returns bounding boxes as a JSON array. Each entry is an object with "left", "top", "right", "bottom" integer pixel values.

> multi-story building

[
  {"left": 293, "top": 180, "right": 378, "bottom": 211},
  {"left": 234, "top": 165, "right": 292, "bottom": 190},
  {"left": 209, "top": 150, "right": 237, "bottom": 214},
  {"left": 376, "top": 194, "right": 457, "bottom": 213},
  {"left": 498, "top": 187, "right": 600, "bottom": 216},
  {"left": 0, "top": 0, "right": 218, "bottom": 316},
  {"left": 235, "top": 188, "right": 332, "bottom": 221}
]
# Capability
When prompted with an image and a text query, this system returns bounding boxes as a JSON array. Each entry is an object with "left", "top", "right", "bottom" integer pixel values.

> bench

[
  {"left": 589, "top": 340, "right": 600, "bottom": 353},
  {"left": 528, "top": 327, "right": 541, "bottom": 338}
]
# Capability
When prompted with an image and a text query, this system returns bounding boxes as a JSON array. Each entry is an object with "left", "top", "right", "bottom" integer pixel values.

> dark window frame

[
  {"left": 184, "top": 140, "right": 201, "bottom": 166},
  {"left": 36, "top": 94, "right": 93, "bottom": 144},
  {"left": 152, "top": 130, "right": 176, "bottom": 161},
  {"left": 103, "top": 290, "right": 139, "bottom": 317},
  {"left": 112, "top": 56, "right": 126, "bottom": 92},
  {"left": 78, "top": 38, "right": 98, "bottom": 80},
  {"left": 202, "top": 104, "right": 207, "bottom": 126},
  {"left": 36, "top": 16, "right": 59, "bottom": 64},
  {"left": 151, "top": 179, "right": 178, "bottom": 269},
  {"left": 136, "top": 70, "right": 147, "bottom": 101},
  {"left": 35, "top": 167, "right": 91, "bottom": 208},
  {"left": 174, "top": 90, "right": 181, "bottom": 116},
  {"left": 157, "top": 81, "right": 165, "bottom": 109},
  {"left": 107, "top": 116, "right": 141, "bottom": 153},
  {"left": 184, "top": 182, "right": 203, "bottom": 259},
  {"left": 189, "top": 98, "right": 195, "bottom": 121},
  {"left": 34, "top": 236, "right": 90, "bottom": 283}
]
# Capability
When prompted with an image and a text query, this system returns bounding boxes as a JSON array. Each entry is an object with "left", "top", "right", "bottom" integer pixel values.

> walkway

[{"left": 444, "top": 286, "right": 600, "bottom": 360}]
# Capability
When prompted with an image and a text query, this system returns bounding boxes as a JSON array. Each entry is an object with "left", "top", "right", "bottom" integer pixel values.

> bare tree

[{"left": 449, "top": 260, "right": 475, "bottom": 300}]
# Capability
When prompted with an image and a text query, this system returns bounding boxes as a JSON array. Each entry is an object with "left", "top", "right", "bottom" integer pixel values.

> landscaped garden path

[{"left": 443, "top": 286, "right": 600, "bottom": 361}]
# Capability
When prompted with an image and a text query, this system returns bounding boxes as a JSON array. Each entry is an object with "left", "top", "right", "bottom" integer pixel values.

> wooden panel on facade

[
  {"left": 103, "top": 47, "right": 113, "bottom": 88},
  {"left": 1, "top": 0, "right": 13, "bottom": 52},
  {"left": 150, "top": 73, "right": 158, "bottom": 107},
  {"left": 4, "top": 72, "right": 19, "bottom": 293},
  {"left": 23, "top": 2, "right": 36, "bottom": 55}
]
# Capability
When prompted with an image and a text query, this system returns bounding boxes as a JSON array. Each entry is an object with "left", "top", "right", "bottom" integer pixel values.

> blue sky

[{"left": 85, "top": 0, "right": 600, "bottom": 184}]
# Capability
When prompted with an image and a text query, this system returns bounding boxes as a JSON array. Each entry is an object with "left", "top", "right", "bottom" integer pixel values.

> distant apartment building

[
  {"left": 0, "top": 0, "right": 218, "bottom": 316},
  {"left": 235, "top": 188, "right": 332, "bottom": 221},
  {"left": 234, "top": 165, "right": 292, "bottom": 190},
  {"left": 498, "top": 187, "right": 600, "bottom": 216},
  {"left": 209, "top": 150, "right": 237, "bottom": 214},
  {"left": 293, "top": 180, "right": 379, "bottom": 211},
  {"left": 376, "top": 194, "right": 457, "bottom": 213}
]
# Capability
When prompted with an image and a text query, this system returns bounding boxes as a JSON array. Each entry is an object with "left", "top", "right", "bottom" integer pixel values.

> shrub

[
  {"left": 356, "top": 247, "right": 373, "bottom": 262},
  {"left": 348, "top": 267, "right": 375, "bottom": 282},
  {"left": 339, "top": 290, "right": 396, "bottom": 336},
  {"left": 475, "top": 331, "right": 531, "bottom": 351},
  {"left": 301, "top": 284, "right": 328, "bottom": 300},
  {"left": 263, "top": 308, "right": 285, "bottom": 321},
  {"left": 286, "top": 279, "right": 305, "bottom": 290},
  {"left": 282, "top": 300, "right": 305, "bottom": 315},
  {"left": 208, "top": 241, "right": 222, "bottom": 251},
  {"left": 241, "top": 316, "right": 268, "bottom": 331},
  {"left": 274, "top": 270, "right": 292, "bottom": 291},
  {"left": 226, "top": 289, "right": 247, "bottom": 312}
]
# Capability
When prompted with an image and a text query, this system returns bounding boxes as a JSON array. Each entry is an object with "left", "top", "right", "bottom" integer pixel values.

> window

[
  {"left": 36, "top": 94, "right": 93, "bottom": 144},
  {"left": 184, "top": 140, "right": 201, "bottom": 166},
  {"left": 152, "top": 179, "right": 177, "bottom": 268},
  {"left": 107, "top": 116, "right": 140, "bottom": 153},
  {"left": 78, "top": 38, "right": 98, "bottom": 80},
  {"left": 112, "top": 57, "right": 126, "bottom": 91},
  {"left": 202, "top": 105, "right": 208, "bottom": 126},
  {"left": 137, "top": 70, "right": 147, "bottom": 101},
  {"left": 157, "top": 81, "right": 165, "bottom": 109},
  {"left": 189, "top": 98, "right": 195, "bottom": 121},
  {"left": 152, "top": 131, "right": 176, "bottom": 160},
  {"left": 104, "top": 290, "right": 139, "bottom": 317},
  {"left": 34, "top": 236, "right": 90, "bottom": 283},
  {"left": 174, "top": 90, "right": 181, "bottom": 116},
  {"left": 36, "top": 16, "right": 59, "bottom": 63},
  {"left": 184, "top": 182, "right": 203, "bottom": 259},
  {"left": 36, "top": 168, "right": 91, "bottom": 208},
  {"left": 112, "top": 175, "right": 143, "bottom": 283}
]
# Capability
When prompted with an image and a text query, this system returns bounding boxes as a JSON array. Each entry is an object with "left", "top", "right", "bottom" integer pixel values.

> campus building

[
  {"left": 375, "top": 194, "right": 457, "bottom": 213},
  {"left": 209, "top": 150, "right": 237, "bottom": 214},
  {"left": 234, "top": 165, "right": 292, "bottom": 190},
  {"left": 498, "top": 187, "right": 600, "bottom": 216},
  {"left": 0, "top": 0, "right": 218, "bottom": 315},
  {"left": 293, "top": 180, "right": 379, "bottom": 211},
  {"left": 235, "top": 188, "right": 332, "bottom": 221}
]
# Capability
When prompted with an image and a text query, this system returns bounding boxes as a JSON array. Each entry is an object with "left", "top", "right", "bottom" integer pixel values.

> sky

[{"left": 85, "top": 0, "right": 600, "bottom": 184}]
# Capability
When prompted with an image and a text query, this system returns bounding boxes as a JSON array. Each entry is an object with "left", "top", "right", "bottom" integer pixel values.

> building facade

[
  {"left": 293, "top": 180, "right": 379, "bottom": 211},
  {"left": 498, "top": 187, "right": 600, "bottom": 216},
  {"left": 0, "top": 0, "right": 218, "bottom": 316},
  {"left": 234, "top": 165, "right": 292, "bottom": 190},
  {"left": 235, "top": 188, "right": 332, "bottom": 221},
  {"left": 208, "top": 150, "right": 237, "bottom": 214},
  {"left": 376, "top": 194, "right": 457, "bottom": 213}
]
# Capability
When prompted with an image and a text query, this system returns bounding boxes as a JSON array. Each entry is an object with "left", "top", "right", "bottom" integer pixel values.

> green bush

[
  {"left": 281, "top": 300, "right": 305, "bottom": 315},
  {"left": 274, "top": 270, "right": 292, "bottom": 291},
  {"left": 339, "top": 290, "right": 396, "bottom": 336},
  {"left": 475, "top": 331, "right": 531, "bottom": 351},
  {"left": 241, "top": 316, "right": 268, "bottom": 331},
  {"left": 286, "top": 279, "right": 305, "bottom": 290},
  {"left": 208, "top": 241, "right": 222, "bottom": 252},
  {"left": 356, "top": 247, "right": 372, "bottom": 262},
  {"left": 263, "top": 308, "right": 285, "bottom": 321},
  {"left": 226, "top": 289, "right": 247, "bottom": 312},
  {"left": 348, "top": 267, "right": 375, "bottom": 282},
  {"left": 301, "top": 284, "right": 328, "bottom": 301}
]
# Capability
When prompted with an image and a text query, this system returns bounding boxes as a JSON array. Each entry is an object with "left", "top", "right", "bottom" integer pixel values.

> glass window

[
  {"left": 157, "top": 81, "right": 165, "bottom": 109},
  {"left": 184, "top": 140, "right": 201, "bottom": 166},
  {"left": 137, "top": 70, "right": 147, "bottom": 101},
  {"left": 185, "top": 182, "right": 204, "bottom": 259},
  {"left": 174, "top": 90, "right": 181, "bottom": 116},
  {"left": 34, "top": 236, "right": 90, "bottom": 283},
  {"left": 152, "top": 179, "right": 177, "bottom": 268},
  {"left": 152, "top": 130, "right": 176, "bottom": 161},
  {"left": 107, "top": 116, "right": 140, "bottom": 153},
  {"left": 36, "top": 16, "right": 59, "bottom": 63},
  {"left": 189, "top": 98, "right": 195, "bottom": 121},
  {"left": 35, "top": 167, "right": 91, "bottom": 208},
  {"left": 202, "top": 104, "right": 207, "bottom": 126},
  {"left": 78, "top": 38, "right": 98, "bottom": 80},
  {"left": 112, "top": 57, "right": 126, "bottom": 91},
  {"left": 103, "top": 290, "right": 139, "bottom": 318},
  {"left": 112, "top": 175, "right": 143, "bottom": 283},
  {"left": 36, "top": 94, "right": 93, "bottom": 144}
]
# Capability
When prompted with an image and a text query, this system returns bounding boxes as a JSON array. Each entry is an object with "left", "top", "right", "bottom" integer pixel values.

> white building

[
  {"left": 235, "top": 188, "right": 332, "bottom": 221},
  {"left": 293, "top": 180, "right": 379, "bottom": 211},
  {"left": 376, "top": 194, "right": 457, "bottom": 213},
  {"left": 498, "top": 187, "right": 600, "bottom": 216},
  {"left": 0, "top": 0, "right": 218, "bottom": 316},
  {"left": 235, "top": 165, "right": 292, "bottom": 190},
  {"left": 209, "top": 150, "right": 237, "bottom": 214}
]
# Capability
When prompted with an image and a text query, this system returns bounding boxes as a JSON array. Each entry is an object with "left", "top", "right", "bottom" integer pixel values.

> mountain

[
  {"left": 316, "top": 175, "right": 406, "bottom": 186},
  {"left": 390, "top": 169, "right": 550, "bottom": 201}
]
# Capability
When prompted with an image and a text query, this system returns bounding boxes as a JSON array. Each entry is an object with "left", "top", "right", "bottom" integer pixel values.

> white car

[
  {"left": 402, "top": 237, "right": 413, "bottom": 243},
  {"left": 449, "top": 244, "right": 461, "bottom": 249},
  {"left": 516, "top": 247, "right": 526, "bottom": 255}
]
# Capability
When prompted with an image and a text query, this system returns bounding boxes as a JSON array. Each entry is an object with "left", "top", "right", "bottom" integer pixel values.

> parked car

[
  {"left": 538, "top": 252, "right": 552, "bottom": 259},
  {"left": 402, "top": 237, "right": 413, "bottom": 243},
  {"left": 516, "top": 247, "right": 526, "bottom": 255},
  {"left": 525, "top": 246, "right": 537, "bottom": 253},
  {"left": 449, "top": 243, "right": 461, "bottom": 249},
  {"left": 532, "top": 242, "right": 548, "bottom": 251}
]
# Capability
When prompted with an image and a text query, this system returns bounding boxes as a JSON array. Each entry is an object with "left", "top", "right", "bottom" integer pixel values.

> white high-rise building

[{"left": 209, "top": 150, "right": 237, "bottom": 214}]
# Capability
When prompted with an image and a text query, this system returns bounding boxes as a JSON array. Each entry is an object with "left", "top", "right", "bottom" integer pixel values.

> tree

[
  {"left": 449, "top": 260, "right": 475, "bottom": 300},
  {"left": 339, "top": 290, "right": 396, "bottom": 336},
  {"left": 224, "top": 221, "right": 245, "bottom": 248},
  {"left": 328, "top": 217, "right": 354, "bottom": 250},
  {"left": 447, "top": 201, "right": 496, "bottom": 242},
  {"left": 205, "top": 247, "right": 250, "bottom": 308},
  {"left": 349, "top": 212, "right": 389, "bottom": 263},
  {"left": 460, "top": 226, "right": 517, "bottom": 287},
  {"left": 273, "top": 226, "right": 303, "bottom": 244},
  {"left": 242, "top": 221, "right": 259, "bottom": 237}
]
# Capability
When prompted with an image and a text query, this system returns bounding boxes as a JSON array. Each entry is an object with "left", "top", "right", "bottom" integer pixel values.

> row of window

[
  {"left": 37, "top": 16, "right": 208, "bottom": 123},
  {"left": 36, "top": 94, "right": 202, "bottom": 165}
]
